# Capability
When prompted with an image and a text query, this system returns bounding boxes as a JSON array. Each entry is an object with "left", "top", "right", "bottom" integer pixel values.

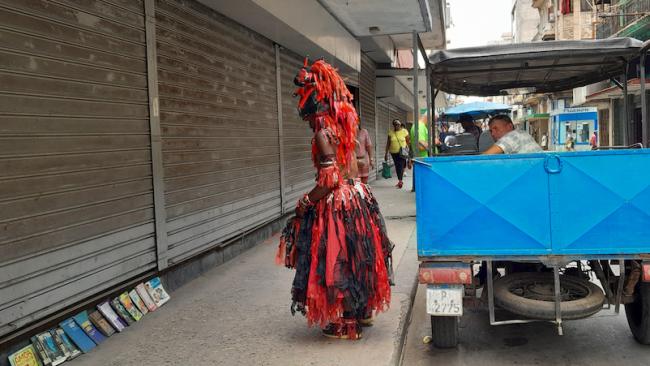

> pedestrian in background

[
  {"left": 590, "top": 131, "right": 598, "bottom": 150},
  {"left": 541, "top": 133, "right": 548, "bottom": 150},
  {"left": 356, "top": 127, "right": 374, "bottom": 184},
  {"left": 410, "top": 121, "right": 429, "bottom": 158},
  {"left": 385, "top": 119, "right": 410, "bottom": 189},
  {"left": 458, "top": 113, "right": 482, "bottom": 150},
  {"left": 566, "top": 136, "right": 575, "bottom": 151}
]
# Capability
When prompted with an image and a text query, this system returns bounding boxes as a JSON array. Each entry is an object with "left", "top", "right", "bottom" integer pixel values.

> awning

[
  {"left": 429, "top": 38, "right": 644, "bottom": 96},
  {"left": 525, "top": 113, "right": 550, "bottom": 121},
  {"left": 586, "top": 78, "right": 650, "bottom": 101},
  {"left": 442, "top": 101, "right": 511, "bottom": 121}
]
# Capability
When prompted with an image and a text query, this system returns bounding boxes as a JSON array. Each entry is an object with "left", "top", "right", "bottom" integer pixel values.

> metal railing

[{"left": 596, "top": 0, "right": 650, "bottom": 38}]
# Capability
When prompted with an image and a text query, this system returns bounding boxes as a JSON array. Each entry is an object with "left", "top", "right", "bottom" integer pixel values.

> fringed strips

[
  {"left": 315, "top": 164, "right": 341, "bottom": 189},
  {"left": 276, "top": 182, "right": 392, "bottom": 328}
]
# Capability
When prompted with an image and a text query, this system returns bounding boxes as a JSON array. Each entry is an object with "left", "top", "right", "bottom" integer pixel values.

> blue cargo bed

[{"left": 414, "top": 150, "right": 650, "bottom": 257}]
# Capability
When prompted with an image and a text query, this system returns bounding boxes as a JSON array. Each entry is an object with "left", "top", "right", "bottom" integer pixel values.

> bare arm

[
  {"left": 308, "top": 130, "right": 336, "bottom": 202},
  {"left": 482, "top": 144, "right": 504, "bottom": 155},
  {"left": 418, "top": 139, "right": 428, "bottom": 152},
  {"left": 296, "top": 131, "right": 335, "bottom": 216},
  {"left": 365, "top": 131, "right": 374, "bottom": 168}
]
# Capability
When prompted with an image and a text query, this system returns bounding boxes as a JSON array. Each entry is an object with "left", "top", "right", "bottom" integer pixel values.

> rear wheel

[
  {"left": 430, "top": 315, "right": 458, "bottom": 348},
  {"left": 625, "top": 282, "right": 650, "bottom": 344},
  {"left": 493, "top": 273, "right": 604, "bottom": 320}
]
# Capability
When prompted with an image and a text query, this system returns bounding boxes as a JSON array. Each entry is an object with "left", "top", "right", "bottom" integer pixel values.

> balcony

[{"left": 596, "top": 0, "right": 650, "bottom": 40}]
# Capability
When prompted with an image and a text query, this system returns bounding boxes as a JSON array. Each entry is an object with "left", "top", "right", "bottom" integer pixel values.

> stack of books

[{"left": 7, "top": 277, "right": 170, "bottom": 366}]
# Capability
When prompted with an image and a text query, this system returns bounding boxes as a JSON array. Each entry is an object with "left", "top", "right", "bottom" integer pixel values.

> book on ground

[
  {"left": 52, "top": 328, "right": 81, "bottom": 360},
  {"left": 110, "top": 297, "right": 135, "bottom": 326},
  {"left": 73, "top": 310, "right": 106, "bottom": 345},
  {"left": 145, "top": 277, "right": 170, "bottom": 307},
  {"left": 129, "top": 289, "right": 149, "bottom": 315},
  {"left": 29, "top": 336, "right": 50, "bottom": 366},
  {"left": 135, "top": 283, "right": 157, "bottom": 312},
  {"left": 97, "top": 301, "right": 126, "bottom": 332},
  {"left": 34, "top": 332, "right": 67, "bottom": 366},
  {"left": 8, "top": 344, "right": 42, "bottom": 366},
  {"left": 59, "top": 318, "right": 96, "bottom": 353},
  {"left": 119, "top": 292, "right": 143, "bottom": 321},
  {"left": 88, "top": 310, "right": 116, "bottom": 337}
]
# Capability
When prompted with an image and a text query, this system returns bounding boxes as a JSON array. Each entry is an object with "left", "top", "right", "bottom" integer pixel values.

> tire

[
  {"left": 493, "top": 273, "right": 605, "bottom": 320},
  {"left": 625, "top": 282, "right": 650, "bottom": 344},
  {"left": 430, "top": 315, "right": 458, "bottom": 348}
]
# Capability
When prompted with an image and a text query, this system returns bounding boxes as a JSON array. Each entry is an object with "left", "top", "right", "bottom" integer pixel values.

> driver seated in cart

[{"left": 482, "top": 114, "right": 543, "bottom": 155}]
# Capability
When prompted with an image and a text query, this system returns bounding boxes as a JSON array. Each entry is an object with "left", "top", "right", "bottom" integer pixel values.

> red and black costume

[{"left": 276, "top": 59, "right": 393, "bottom": 340}]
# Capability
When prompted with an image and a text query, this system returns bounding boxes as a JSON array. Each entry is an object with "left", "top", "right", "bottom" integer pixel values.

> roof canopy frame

[{"left": 428, "top": 38, "right": 645, "bottom": 97}]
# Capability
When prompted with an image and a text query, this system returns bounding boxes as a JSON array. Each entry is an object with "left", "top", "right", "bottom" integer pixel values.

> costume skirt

[{"left": 276, "top": 181, "right": 392, "bottom": 327}]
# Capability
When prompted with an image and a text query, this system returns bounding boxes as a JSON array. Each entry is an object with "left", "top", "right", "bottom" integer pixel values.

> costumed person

[{"left": 276, "top": 59, "right": 393, "bottom": 340}]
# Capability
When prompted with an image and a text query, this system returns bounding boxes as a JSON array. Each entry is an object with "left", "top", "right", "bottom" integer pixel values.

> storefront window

[{"left": 560, "top": 120, "right": 594, "bottom": 144}]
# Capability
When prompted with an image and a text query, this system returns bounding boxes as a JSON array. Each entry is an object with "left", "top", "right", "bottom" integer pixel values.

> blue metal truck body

[{"left": 415, "top": 149, "right": 650, "bottom": 257}]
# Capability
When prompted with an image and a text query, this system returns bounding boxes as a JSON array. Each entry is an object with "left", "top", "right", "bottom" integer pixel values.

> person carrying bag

[{"left": 384, "top": 119, "right": 410, "bottom": 189}]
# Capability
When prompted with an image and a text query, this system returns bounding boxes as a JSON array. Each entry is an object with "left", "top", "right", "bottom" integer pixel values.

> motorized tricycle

[{"left": 414, "top": 37, "right": 650, "bottom": 348}]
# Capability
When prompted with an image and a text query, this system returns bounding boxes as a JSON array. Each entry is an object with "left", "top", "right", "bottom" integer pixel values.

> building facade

[
  {"left": 0, "top": 0, "right": 448, "bottom": 353},
  {"left": 517, "top": 0, "right": 600, "bottom": 149}
]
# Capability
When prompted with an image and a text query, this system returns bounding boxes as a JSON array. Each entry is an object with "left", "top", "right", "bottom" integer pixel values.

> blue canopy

[{"left": 443, "top": 101, "right": 511, "bottom": 122}]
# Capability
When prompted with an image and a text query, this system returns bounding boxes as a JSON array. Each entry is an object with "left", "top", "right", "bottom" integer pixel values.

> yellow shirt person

[{"left": 388, "top": 128, "right": 409, "bottom": 154}]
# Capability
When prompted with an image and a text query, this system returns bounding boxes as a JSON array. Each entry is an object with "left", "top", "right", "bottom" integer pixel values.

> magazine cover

[
  {"left": 111, "top": 297, "right": 135, "bottom": 326},
  {"left": 145, "top": 277, "right": 170, "bottom": 307},
  {"left": 119, "top": 292, "right": 143, "bottom": 321},
  {"left": 72, "top": 310, "right": 106, "bottom": 345},
  {"left": 129, "top": 289, "right": 149, "bottom": 315},
  {"left": 135, "top": 283, "right": 157, "bottom": 312},
  {"left": 52, "top": 328, "right": 81, "bottom": 360},
  {"left": 59, "top": 318, "right": 96, "bottom": 353},
  {"left": 97, "top": 301, "right": 126, "bottom": 332},
  {"left": 29, "top": 336, "right": 51, "bottom": 366},
  {"left": 7, "top": 344, "right": 43, "bottom": 366},
  {"left": 88, "top": 310, "right": 116, "bottom": 337},
  {"left": 35, "top": 331, "right": 67, "bottom": 366}
]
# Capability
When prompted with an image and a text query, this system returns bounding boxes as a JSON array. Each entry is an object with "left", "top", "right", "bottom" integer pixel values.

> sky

[
  {"left": 444, "top": 0, "right": 514, "bottom": 101},
  {"left": 446, "top": 0, "right": 514, "bottom": 49}
]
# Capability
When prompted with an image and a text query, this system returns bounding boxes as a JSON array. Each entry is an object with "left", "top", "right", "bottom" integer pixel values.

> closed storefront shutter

[
  {"left": 280, "top": 49, "right": 313, "bottom": 212},
  {"left": 377, "top": 101, "right": 391, "bottom": 167},
  {"left": 0, "top": 0, "right": 155, "bottom": 337},
  {"left": 359, "top": 54, "right": 377, "bottom": 181},
  {"left": 394, "top": 106, "right": 409, "bottom": 129},
  {"left": 155, "top": 0, "right": 281, "bottom": 264}
]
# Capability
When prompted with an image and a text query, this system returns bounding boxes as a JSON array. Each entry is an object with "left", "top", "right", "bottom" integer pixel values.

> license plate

[{"left": 426, "top": 285, "right": 463, "bottom": 316}]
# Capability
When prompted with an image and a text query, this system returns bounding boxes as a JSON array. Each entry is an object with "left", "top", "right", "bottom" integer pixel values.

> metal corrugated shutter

[
  {"left": 155, "top": 0, "right": 281, "bottom": 264},
  {"left": 280, "top": 49, "right": 313, "bottom": 212},
  {"left": 0, "top": 0, "right": 155, "bottom": 337},
  {"left": 393, "top": 106, "right": 408, "bottom": 128},
  {"left": 359, "top": 54, "right": 377, "bottom": 181},
  {"left": 377, "top": 101, "right": 391, "bottom": 168}
]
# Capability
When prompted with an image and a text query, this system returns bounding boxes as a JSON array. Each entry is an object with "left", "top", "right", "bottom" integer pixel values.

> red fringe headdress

[{"left": 293, "top": 59, "right": 359, "bottom": 173}]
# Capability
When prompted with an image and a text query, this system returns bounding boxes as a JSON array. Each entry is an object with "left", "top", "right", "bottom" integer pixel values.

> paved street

[
  {"left": 66, "top": 176, "right": 418, "bottom": 366},
  {"left": 402, "top": 283, "right": 650, "bottom": 366}
]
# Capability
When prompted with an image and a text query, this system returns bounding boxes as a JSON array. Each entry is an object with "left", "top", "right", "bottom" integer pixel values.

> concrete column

[
  {"left": 274, "top": 44, "right": 287, "bottom": 213},
  {"left": 144, "top": 0, "right": 169, "bottom": 270},
  {"left": 573, "top": 0, "right": 580, "bottom": 40}
]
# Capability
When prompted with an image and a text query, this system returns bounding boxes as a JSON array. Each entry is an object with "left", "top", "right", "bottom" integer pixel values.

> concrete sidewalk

[{"left": 69, "top": 176, "right": 418, "bottom": 366}]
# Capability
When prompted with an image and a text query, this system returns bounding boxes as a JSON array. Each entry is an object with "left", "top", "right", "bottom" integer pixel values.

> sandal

[
  {"left": 322, "top": 319, "right": 362, "bottom": 340},
  {"left": 359, "top": 309, "right": 374, "bottom": 327},
  {"left": 359, "top": 317, "right": 374, "bottom": 327}
]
